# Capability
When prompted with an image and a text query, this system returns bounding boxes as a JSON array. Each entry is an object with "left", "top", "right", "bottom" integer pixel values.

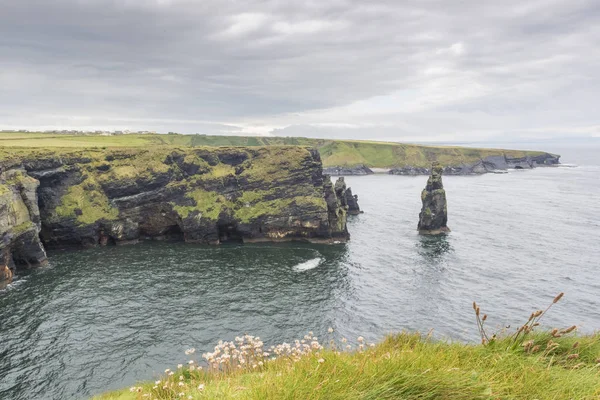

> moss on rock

[{"left": 54, "top": 179, "right": 119, "bottom": 225}]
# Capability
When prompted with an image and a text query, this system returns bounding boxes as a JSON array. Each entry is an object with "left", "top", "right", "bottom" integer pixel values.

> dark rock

[
  {"left": 0, "top": 169, "right": 48, "bottom": 272},
  {"left": 389, "top": 166, "right": 430, "bottom": 175},
  {"left": 333, "top": 177, "right": 362, "bottom": 215},
  {"left": 323, "top": 165, "right": 373, "bottom": 176},
  {"left": 345, "top": 187, "right": 362, "bottom": 215},
  {"left": 0, "top": 146, "right": 353, "bottom": 261},
  {"left": 389, "top": 153, "right": 561, "bottom": 176},
  {"left": 418, "top": 162, "right": 450, "bottom": 235}
]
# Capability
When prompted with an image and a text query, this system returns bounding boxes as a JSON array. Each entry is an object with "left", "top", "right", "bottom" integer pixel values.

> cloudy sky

[{"left": 1, "top": 0, "right": 599, "bottom": 142}]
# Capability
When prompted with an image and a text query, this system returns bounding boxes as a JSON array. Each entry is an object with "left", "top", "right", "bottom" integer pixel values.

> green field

[{"left": 0, "top": 132, "right": 547, "bottom": 168}]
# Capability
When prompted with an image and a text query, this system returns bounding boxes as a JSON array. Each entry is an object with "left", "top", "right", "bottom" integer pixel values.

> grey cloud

[{"left": 0, "top": 0, "right": 599, "bottom": 140}]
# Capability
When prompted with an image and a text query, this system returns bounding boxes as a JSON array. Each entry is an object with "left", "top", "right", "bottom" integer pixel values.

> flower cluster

[
  {"left": 128, "top": 330, "right": 374, "bottom": 399},
  {"left": 200, "top": 332, "right": 325, "bottom": 372}
]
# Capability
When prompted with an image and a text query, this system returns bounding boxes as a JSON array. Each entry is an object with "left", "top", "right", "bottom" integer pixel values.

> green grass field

[{"left": 0, "top": 132, "right": 548, "bottom": 168}]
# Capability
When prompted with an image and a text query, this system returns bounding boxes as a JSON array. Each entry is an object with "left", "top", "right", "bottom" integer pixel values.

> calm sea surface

[{"left": 1, "top": 142, "right": 599, "bottom": 399}]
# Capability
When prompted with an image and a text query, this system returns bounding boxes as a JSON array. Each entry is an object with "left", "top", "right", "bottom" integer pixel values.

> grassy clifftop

[
  {"left": 0, "top": 132, "right": 550, "bottom": 168},
  {"left": 96, "top": 332, "right": 600, "bottom": 400}
]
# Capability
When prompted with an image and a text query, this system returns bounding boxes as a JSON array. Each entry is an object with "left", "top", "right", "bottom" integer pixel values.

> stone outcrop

[
  {"left": 333, "top": 177, "right": 362, "bottom": 215},
  {"left": 390, "top": 153, "right": 560, "bottom": 176},
  {"left": 418, "top": 163, "right": 450, "bottom": 235},
  {"left": 323, "top": 165, "right": 373, "bottom": 176},
  {"left": 0, "top": 147, "right": 352, "bottom": 271},
  {"left": 344, "top": 188, "right": 361, "bottom": 215},
  {"left": 0, "top": 169, "right": 48, "bottom": 283}
]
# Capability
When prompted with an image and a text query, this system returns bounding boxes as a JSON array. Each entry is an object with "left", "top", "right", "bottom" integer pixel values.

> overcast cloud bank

[{"left": 1, "top": 0, "right": 599, "bottom": 141}]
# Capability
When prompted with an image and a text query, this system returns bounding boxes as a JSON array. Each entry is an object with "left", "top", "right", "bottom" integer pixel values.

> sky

[{"left": 1, "top": 0, "right": 599, "bottom": 142}]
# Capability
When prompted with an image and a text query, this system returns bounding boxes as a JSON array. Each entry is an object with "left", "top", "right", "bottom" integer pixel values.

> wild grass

[{"left": 95, "top": 293, "right": 600, "bottom": 400}]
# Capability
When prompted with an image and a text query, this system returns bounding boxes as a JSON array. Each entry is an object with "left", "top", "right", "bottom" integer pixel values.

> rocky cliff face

[
  {"left": 323, "top": 165, "right": 374, "bottom": 176},
  {"left": 418, "top": 163, "right": 450, "bottom": 235},
  {"left": 0, "top": 146, "right": 352, "bottom": 277},
  {"left": 0, "top": 169, "right": 48, "bottom": 283},
  {"left": 390, "top": 153, "right": 560, "bottom": 176}
]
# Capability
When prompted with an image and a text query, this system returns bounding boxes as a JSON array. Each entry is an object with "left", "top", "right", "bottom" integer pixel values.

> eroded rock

[
  {"left": 0, "top": 169, "right": 48, "bottom": 279},
  {"left": 334, "top": 177, "right": 362, "bottom": 215},
  {"left": 418, "top": 162, "right": 450, "bottom": 235},
  {"left": 0, "top": 147, "right": 352, "bottom": 255}
]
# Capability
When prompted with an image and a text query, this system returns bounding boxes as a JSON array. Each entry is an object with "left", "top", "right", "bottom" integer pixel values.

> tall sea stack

[{"left": 418, "top": 162, "right": 450, "bottom": 234}]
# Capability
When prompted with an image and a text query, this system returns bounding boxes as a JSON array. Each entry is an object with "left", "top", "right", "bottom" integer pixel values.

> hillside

[{"left": 0, "top": 132, "right": 556, "bottom": 169}]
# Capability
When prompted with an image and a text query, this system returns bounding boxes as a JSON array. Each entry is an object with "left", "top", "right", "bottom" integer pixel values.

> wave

[{"left": 292, "top": 257, "right": 323, "bottom": 272}]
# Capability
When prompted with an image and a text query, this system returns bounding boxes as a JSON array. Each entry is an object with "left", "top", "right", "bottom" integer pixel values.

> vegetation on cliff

[
  {"left": 96, "top": 293, "right": 600, "bottom": 400},
  {"left": 96, "top": 331, "right": 600, "bottom": 400},
  {"left": 0, "top": 132, "right": 552, "bottom": 168},
  {"left": 0, "top": 145, "right": 349, "bottom": 248}
]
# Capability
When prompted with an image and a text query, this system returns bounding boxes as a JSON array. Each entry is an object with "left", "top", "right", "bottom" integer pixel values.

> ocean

[{"left": 1, "top": 141, "right": 599, "bottom": 399}]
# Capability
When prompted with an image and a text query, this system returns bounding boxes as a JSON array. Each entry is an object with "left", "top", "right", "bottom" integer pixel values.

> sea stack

[
  {"left": 418, "top": 162, "right": 450, "bottom": 234},
  {"left": 334, "top": 177, "right": 362, "bottom": 215}
]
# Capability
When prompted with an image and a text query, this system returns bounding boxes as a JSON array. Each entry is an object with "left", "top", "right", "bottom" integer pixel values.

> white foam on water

[{"left": 292, "top": 257, "right": 322, "bottom": 272}]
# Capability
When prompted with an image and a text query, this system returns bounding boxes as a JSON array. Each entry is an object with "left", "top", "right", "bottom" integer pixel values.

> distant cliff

[
  {"left": 390, "top": 153, "right": 560, "bottom": 176},
  {"left": 0, "top": 132, "right": 560, "bottom": 170},
  {"left": 0, "top": 146, "right": 353, "bottom": 278}
]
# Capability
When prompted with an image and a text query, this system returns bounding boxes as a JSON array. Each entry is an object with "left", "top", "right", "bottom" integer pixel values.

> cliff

[
  {"left": 390, "top": 153, "right": 560, "bottom": 176},
  {"left": 0, "top": 146, "right": 352, "bottom": 279},
  {"left": 0, "top": 169, "right": 48, "bottom": 280},
  {"left": 0, "top": 132, "right": 560, "bottom": 171}
]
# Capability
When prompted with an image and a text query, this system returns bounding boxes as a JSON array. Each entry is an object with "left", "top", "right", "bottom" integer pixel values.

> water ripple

[{"left": 1, "top": 166, "right": 600, "bottom": 399}]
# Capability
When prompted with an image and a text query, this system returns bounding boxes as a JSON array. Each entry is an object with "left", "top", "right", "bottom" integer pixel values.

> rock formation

[
  {"left": 390, "top": 153, "right": 560, "bottom": 176},
  {"left": 344, "top": 188, "right": 361, "bottom": 215},
  {"left": 418, "top": 162, "right": 450, "bottom": 235},
  {"left": 0, "top": 169, "right": 48, "bottom": 283},
  {"left": 0, "top": 146, "right": 353, "bottom": 273},
  {"left": 323, "top": 165, "right": 373, "bottom": 176},
  {"left": 333, "top": 177, "right": 362, "bottom": 215}
]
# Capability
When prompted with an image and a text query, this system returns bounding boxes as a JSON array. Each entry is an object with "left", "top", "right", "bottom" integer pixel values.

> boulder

[{"left": 418, "top": 162, "right": 450, "bottom": 235}]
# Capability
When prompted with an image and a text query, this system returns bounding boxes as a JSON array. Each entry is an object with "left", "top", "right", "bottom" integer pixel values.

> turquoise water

[{"left": 1, "top": 144, "right": 599, "bottom": 399}]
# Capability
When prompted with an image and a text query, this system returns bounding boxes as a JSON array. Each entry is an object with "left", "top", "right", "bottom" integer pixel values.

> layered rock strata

[
  {"left": 0, "top": 169, "right": 48, "bottom": 282},
  {"left": 418, "top": 163, "right": 450, "bottom": 235},
  {"left": 323, "top": 165, "right": 373, "bottom": 176},
  {"left": 390, "top": 153, "right": 560, "bottom": 176},
  {"left": 0, "top": 146, "right": 353, "bottom": 279}
]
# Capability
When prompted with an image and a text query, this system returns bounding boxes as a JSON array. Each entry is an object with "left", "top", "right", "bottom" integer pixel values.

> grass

[
  {"left": 94, "top": 293, "right": 600, "bottom": 400},
  {"left": 95, "top": 332, "right": 600, "bottom": 400},
  {"left": 171, "top": 189, "right": 233, "bottom": 220},
  {"left": 0, "top": 132, "right": 551, "bottom": 168},
  {"left": 54, "top": 180, "right": 119, "bottom": 225}
]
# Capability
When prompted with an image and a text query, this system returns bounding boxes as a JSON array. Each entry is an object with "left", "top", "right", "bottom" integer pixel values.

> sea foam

[{"left": 292, "top": 258, "right": 322, "bottom": 272}]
